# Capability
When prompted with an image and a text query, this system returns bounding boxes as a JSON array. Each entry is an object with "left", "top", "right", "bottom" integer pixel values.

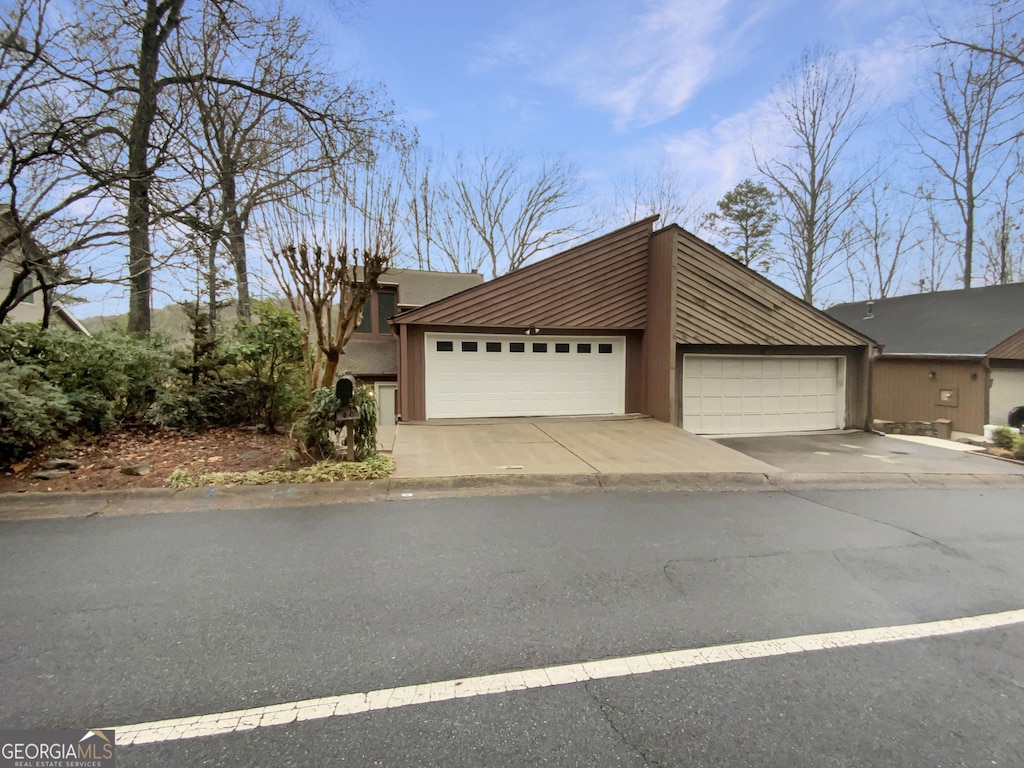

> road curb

[{"left": 2, "top": 471, "right": 1023, "bottom": 521}]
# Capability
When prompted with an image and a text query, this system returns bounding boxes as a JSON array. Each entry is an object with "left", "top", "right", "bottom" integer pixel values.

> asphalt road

[{"left": 2, "top": 488, "right": 1023, "bottom": 767}]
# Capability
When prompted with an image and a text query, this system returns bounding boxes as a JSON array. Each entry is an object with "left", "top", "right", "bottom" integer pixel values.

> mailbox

[{"left": 335, "top": 375, "right": 356, "bottom": 407}]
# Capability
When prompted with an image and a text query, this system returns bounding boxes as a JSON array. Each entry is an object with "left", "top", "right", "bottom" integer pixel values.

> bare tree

[
  {"left": 935, "top": 0, "right": 1024, "bottom": 72},
  {"left": 0, "top": 0, "right": 124, "bottom": 323},
  {"left": 914, "top": 14, "right": 1023, "bottom": 289},
  {"left": 447, "top": 148, "right": 585, "bottom": 278},
  {"left": 916, "top": 202, "right": 957, "bottom": 292},
  {"left": 844, "top": 183, "right": 923, "bottom": 300},
  {"left": 754, "top": 47, "right": 874, "bottom": 305},
  {"left": 980, "top": 149, "right": 1024, "bottom": 283},
  {"left": 401, "top": 145, "right": 439, "bottom": 271},
  {"left": 611, "top": 161, "right": 709, "bottom": 233},
  {"left": 703, "top": 178, "right": 778, "bottom": 269},
  {"left": 164, "top": 3, "right": 393, "bottom": 322},
  {"left": 263, "top": 158, "right": 402, "bottom": 391}
]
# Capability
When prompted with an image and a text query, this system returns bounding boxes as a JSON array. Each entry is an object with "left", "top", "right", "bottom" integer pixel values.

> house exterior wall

[
  {"left": 872, "top": 357, "right": 988, "bottom": 434},
  {"left": 643, "top": 229, "right": 676, "bottom": 422}
]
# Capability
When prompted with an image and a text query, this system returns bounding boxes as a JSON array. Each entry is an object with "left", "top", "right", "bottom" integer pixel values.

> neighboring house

[
  {"left": 0, "top": 207, "right": 89, "bottom": 334},
  {"left": 828, "top": 284, "right": 1024, "bottom": 433},
  {"left": 342, "top": 267, "right": 483, "bottom": 424},
  {"left": 392, "top": 218, "right": 874, "bottom": 434}
]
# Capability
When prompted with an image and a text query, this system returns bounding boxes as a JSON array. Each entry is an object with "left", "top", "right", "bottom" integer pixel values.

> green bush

[
  {"left": 291, "top": 383, "right": 379, "bottom": 461},
  {"left": 147, "top": 380, "right": 250, "bottom": 433},
  {"left": 233, "top": 301, "right": 304, "bottom": 433},
  {"left": 292, "top": 386, "right": 341, "bottom": 460},
  {"left": 1013, "top": 435, "right": 1024, "bottom": 461},
  {"left": 352, "top": 383, "right": 379, "bottom": 461},
  {"left": 992, "top": 426, "right": 1018, "bottom": 450},
  {"left": 0, "top": 323, "right": 174, "bottom": 430},
  {"left": 0, "top": 361, "right": 79, "bottom": 467}
]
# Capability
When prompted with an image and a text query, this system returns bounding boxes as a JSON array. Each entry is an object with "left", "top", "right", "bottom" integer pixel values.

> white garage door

[
  {"left": 682, "top": 355, "right": 845, "bottom": 434},
  {"left": 990, "top": 368, "right": 1024, "bottom": 426},
  {"left": 425, "top": 333, "right": 625, "bottom": 419}
]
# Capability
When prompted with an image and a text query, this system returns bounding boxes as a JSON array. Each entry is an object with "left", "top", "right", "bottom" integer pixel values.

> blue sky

[
  {"left": 74, "top": 0, "right": 989, "bottom": 316},
  {"left": 314, "top": 0, "right": 969, "bottom": 203}
]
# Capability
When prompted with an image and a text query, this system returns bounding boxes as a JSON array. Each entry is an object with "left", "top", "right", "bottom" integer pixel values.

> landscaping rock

[
  {"left": 31, "top": 469, "right": 70, "bottom": 480},
  {"left": 120, "top": 462, "right": 153, "bottom": 476},
  {"left": 41, "top": 459, "right": 80, "bottom": 471}
]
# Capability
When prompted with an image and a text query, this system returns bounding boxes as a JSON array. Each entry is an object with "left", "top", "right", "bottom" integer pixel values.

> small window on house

[
  {"left": 577, "top": 343, "right": 592, "bottom": 353},
  {"left": 461, "top": 341, "right": 478, "bottom": 352},
  {"left": 598, "top": 343, "right": 613, "bottom": 354},
  {"left": 555, "top": 343, "right": 570, "bottom": 353},
  {"left": 15, "top": 274, "right": 36, "bottom": 304},
  {"left": 532, "top": 342, "right": 548, "bottom": 353},
  {"left": 486, "top": 342, "right": 502, "bottom": 352},
  {"left": 510, "top": 342, "right": 525, "bottom": 353},
  {"left": 377, "top": 289, "right": 396, "bottom": 331},
  {"left": 436, "top": 340, "right": 454, "bottom": 352},
  {"left": 355, "top": 306, "right": 372, "bottom": 334}
]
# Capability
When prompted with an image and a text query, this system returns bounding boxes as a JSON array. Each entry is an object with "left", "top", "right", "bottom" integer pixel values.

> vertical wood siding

[{"left": 872, "top": 358, "right": 988, "bottom": 434}]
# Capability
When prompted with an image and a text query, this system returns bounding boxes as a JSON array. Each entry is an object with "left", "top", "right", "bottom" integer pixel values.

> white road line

[{"left": 108, "top": 608, "right": 1024, "bottom": 747}]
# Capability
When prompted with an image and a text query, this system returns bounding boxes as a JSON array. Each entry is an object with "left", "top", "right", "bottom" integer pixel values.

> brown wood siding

[
  {"left": 872, "top": 358, "right": 988, "bottom": 434},
  {"left": 644, "top": 229, "right": 677, "bottom": 422},
  {"left": 676, "top": 345, "right": 870, "bottom": 430},
  {"left": 988, "top": 328, "right": 1024, "bottom": 361},
  {"left": 393, "top": 218, "right": 656, "bottom": 329},
  {"left": 624, "top": 332, "right": 644, "bottom": 413},
  {"left": 397, "top": 325, "right": 426, "bottom": 421},
  {"left": 670, "top": 228, "right": 869, "bottom": 347}
]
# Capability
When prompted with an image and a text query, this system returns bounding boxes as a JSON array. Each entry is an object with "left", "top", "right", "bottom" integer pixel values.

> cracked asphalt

[{"left": 2, "top": 487, "right": 1023, "bottom": 766}]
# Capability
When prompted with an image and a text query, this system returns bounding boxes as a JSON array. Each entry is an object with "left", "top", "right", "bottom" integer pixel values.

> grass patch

[{"left": 168, "top": 454, "right": 395, "bottom": 488}]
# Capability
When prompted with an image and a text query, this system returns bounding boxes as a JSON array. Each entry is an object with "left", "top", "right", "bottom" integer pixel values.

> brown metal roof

[
  {"left": 393, "top": 217, "right": 657, "bottom": 329},
  {"left": 989, "top": 327, "right": 1024, "bottom": 360},
  {"left": 667, "top": 227, "right": 871, "bottom": 347}
]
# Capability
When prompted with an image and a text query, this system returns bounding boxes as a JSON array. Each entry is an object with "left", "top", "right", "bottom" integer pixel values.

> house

[
  {"left": 342, "top": 267, "right": 483, "bottom": 424},
  {"left": 828, "top": 284, "right": 1024, "bottom": 433},
  {"left": 392, "top": 218, "right": 874, "bottom": 434},
  {"left": 0, "top": 207, "right": 89, "bottom": 333}
]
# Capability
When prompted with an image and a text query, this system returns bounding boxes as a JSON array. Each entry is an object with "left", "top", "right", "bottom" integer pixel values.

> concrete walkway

[{"left": 391, "top": 416, "right": 776, "bottom": 479}]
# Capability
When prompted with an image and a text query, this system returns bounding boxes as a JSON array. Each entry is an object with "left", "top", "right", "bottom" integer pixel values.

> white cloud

[
  {"left": 662, "top": 98, "right": 770, "bottom": 199},
  {"left": 476, "top": 0, "right": 787, "bottom": 130}
]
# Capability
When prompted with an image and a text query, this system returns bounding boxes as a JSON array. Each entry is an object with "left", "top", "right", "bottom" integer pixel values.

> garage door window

[
  {"left": 486, "top": 342, "right": 501, "bottom": 352},
  {"left": 436, "top": 340, "right": 453, "bottom": 352},
  {"left": 578, "top": 343, "right": 591, "bottom": 353},
  {"left": 461, "top": 341, "right": 478, "bottom": 352},
  {"left": 599, "top": 344, "right": 613, "bottom": 354},
  {"left": 556, "top": 343, "right": 570, "bottom": 353},
  {"left": 510, "top": 342, "right": 525, "bottom": 353},
  {"left": 533, "top": 343, "right": 548, "bottom": 353}
]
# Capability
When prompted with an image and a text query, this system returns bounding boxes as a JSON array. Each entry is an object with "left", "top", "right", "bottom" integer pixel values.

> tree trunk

[
  {"left": 221, "top": 171, "right": 251, "bottom": 320},
  {"left": 126, "top": 0, "right": 185, "bottom": 335}
]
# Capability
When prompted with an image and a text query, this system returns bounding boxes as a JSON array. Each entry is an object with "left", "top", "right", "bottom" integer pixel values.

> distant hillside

[{"left": 81, "top": 303, "right": 243, "bottom": 343}]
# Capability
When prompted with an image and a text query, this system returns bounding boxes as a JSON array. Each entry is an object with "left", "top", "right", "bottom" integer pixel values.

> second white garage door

[
  {"left": 990, "top": 367, "right": 1024, "bottom": 426},
  {"left": 425, "top": 333, "right": 626, "bottom": 419},
  {"left": 682, "top": 355, "right": 845, "bottom": 434}
]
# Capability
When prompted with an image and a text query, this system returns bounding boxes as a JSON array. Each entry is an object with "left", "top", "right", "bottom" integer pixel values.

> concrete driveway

[
  {"left": 391, "top": 416, "right": 775, "bottom": 479},
  {"left": 715, "top": 431, "right": 1024, "bottom": 475}
]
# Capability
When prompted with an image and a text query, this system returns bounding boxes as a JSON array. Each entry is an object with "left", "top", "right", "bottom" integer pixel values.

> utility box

[{"left": 934, "top": 418, "right": 952, "bottom": 440}]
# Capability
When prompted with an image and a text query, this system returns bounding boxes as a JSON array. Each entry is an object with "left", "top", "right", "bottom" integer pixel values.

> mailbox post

[{"left": 335, "top": 375, "right": 358, "bottom": 461}]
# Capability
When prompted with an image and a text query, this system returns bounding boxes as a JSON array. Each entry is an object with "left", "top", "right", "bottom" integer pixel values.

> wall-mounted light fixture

[
  {"left": 524, "top": 325, "right": 539, "bottom": 336},
  {"left": 928, "top": 371, "right": 936, "bottom": 379}
]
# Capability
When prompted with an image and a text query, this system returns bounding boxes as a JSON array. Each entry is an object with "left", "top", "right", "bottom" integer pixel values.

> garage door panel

[
  {"left": 426, "top": 333, "right": 625, "bottom": 419},
  {"left": 683, "top": 355, "right": 844, "bottom": 434}
]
